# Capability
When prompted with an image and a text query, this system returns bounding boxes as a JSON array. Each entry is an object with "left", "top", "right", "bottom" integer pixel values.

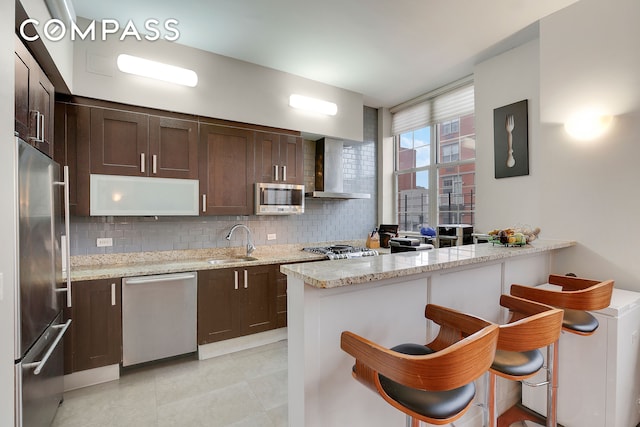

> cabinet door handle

[
  {"left": 152, "top": 155, "right": 157, "bottom": 174},
  {"left": 111, "top": 282, "right": 116, "bottom": 306},
  {"left": 282, "top": 165, "right": 287, "bottom": 182},
  {"left": 202, "top": 194, "right": 207, "bottom": 213},
  {"left": 40, "top": 113, "right": 45, "bottom": 143},
  {"left": 244, "top": 270, "right": 248, "bottom": 289},
  {"left": 234, "top": 270, "right": 239, "bottom": 290},
  {"left": 140, "top": 153, "right": 146, "bottom": 173},
  {"left": 31, "top": 110, "right": 42, "bottom": 142},
  {"left": 34, "top": 111, "right": 41, "bottom": 142},
  {"left": 274, "top": 165, "right": 279, "bottom": 181}
]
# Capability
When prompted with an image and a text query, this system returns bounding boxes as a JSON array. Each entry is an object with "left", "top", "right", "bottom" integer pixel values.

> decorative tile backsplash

[{"left": 70, "top": 107, "right": 379, "bottom": 255}]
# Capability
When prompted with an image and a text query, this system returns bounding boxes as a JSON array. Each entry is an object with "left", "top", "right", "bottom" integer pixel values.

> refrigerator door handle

[
  {"left": 54, "top": 165, "right": 72, "bottom": 307},
  {"left": 22, "top": 319, "right": 72, "bottom": 375}
]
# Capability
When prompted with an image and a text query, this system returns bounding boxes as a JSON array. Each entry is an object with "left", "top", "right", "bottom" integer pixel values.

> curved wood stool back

[
  {"left": 509, "top": 274, "right": 614, "bottom": 427},
  {"left": 511, "top": 274, "right": 614, "bottom": 334},
  {"left": 341, "top": 304, "right": 499, "bottom": 426},
  {"left": 487, "top": 295, "right": 563, "bottom": 427}
]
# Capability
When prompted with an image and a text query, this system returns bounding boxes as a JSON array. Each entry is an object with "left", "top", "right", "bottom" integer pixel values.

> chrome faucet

[{"left": 225, "top": 224, "right": 256, "bottom": 257}]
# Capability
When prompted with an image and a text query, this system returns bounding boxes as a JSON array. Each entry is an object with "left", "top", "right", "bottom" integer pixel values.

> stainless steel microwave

[{"left": 255, "top": 182, "right": 305, "bottom": 215}]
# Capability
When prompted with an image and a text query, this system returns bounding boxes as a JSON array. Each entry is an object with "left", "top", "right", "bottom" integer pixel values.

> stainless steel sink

[{"left": 207, "top": 256, "right": 259, "bottom": 265}]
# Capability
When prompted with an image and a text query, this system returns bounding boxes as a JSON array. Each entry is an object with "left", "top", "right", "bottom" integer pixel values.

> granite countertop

[
  {"left": 280, "top": 239, "right": 576, "bottom": 289},
  {"left": 69, "top": 241, "right": 364, "bottom": 281}
]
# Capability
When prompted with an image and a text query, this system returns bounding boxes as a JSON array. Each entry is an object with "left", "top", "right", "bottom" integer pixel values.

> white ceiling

[{"left": 71, "top": 0, "right": 578, "bottom": 108}]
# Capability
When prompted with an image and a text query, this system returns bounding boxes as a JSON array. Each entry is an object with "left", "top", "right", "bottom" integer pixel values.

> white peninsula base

[{"left": 284, "top": 241, "right": 574, "bottom": 427}]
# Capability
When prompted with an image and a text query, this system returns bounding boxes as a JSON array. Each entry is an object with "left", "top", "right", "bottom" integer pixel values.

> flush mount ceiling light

[
  {"left": 564, "top": 110, "right": 613, "bottom": 141},
  {"left": 289, "top": 94, "right": 337, "bottom": 116},
  {"left": 116, "top": 54, "right": 198, "bottom": 87}
]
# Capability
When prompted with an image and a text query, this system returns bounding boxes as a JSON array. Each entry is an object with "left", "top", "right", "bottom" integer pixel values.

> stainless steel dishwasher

[{"left": 122, "top": 272, "right": 197, "bottom": 366}]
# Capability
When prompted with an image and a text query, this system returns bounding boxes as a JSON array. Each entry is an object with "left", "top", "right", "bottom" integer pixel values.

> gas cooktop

[{"left": 303, "top": 245, "right": 379, "bottom": 260}]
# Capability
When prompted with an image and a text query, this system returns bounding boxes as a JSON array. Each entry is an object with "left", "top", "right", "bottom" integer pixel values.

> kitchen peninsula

[{"left": 281, "top": 239, "right": 575, "bottom": 427}]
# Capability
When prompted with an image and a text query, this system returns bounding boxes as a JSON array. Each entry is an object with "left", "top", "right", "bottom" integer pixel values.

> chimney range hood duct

[{"left": 306, "top": 138, "right": 370, "bottom": 199}]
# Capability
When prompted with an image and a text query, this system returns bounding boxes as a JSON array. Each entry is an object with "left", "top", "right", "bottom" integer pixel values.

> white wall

[
  {"left": 538, "top": 0, "right": 640, "bottom": 289},
  {"left": 377, "top": 107, "right": 394, "bottom": 223},
  {"left": 475, "top": 39, "right": 542, "bottom": 230},
  {"left": 474, "top": 0, "right": 640, "bottom": 291},
  {"left": 1, "top": 1, "right": 17, "bottom": 424},
  {"left": 19, "top": 0, "right": 74, "bottom": 90},
  {"left": 71, "top": 18, "right": 363, "bottom": 141}
]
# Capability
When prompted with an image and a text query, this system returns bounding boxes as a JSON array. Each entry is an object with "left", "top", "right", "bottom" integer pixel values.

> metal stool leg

[
  {"left": 546, "top": 340, "right": 558, "bottom": 427},
  {"left": 488, "top": 371, "right": 497, "bottom": 427},
  {"left": 406, "top": 415, "right": 420, "bottom": 427},
  {"left": 518, "top": 341, "right": 558, "bottom": 427}
]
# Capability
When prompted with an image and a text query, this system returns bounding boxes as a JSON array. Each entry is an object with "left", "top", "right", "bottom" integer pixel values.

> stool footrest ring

[{"left": 521, "top": 379, "right": 550, "bottom": 388}]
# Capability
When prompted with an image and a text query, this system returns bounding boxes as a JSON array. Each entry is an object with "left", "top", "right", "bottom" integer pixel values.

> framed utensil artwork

[{"left": 494, "top": 99, "right": 529, "bottom": 178}]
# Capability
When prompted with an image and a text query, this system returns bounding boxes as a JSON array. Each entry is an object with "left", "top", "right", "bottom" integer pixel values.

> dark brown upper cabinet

[
  {"left": 54, "top": 103, "right": 91, "bottom": 216},
  {"left": 55, "top": 96, "right": 303, "bottom": 216},
  {"left": 15, "top": 35, "right": 55, "bottom": 158},
  {"left": 199, "top": 124, "right": 255, "bottom": 215},
  {"left": 90, "top": 108, "right": 148, "bottom": 176},
  {"left": 149, "top": 116, "right": 198, "bottom": 179},
  {"left": 255, "top": 132, "right": 303, "bottom": 185},
  {"left": 90, "top": 109, "right": 198, "bottom": 179}
]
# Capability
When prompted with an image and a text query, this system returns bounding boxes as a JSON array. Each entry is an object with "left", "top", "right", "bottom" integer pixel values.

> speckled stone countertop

[
  {"left": 280, "top": 239, "right": 575, "bottom": 289},
  {"left": 69, "top": 241, "right": 366, "bottom": 281}
]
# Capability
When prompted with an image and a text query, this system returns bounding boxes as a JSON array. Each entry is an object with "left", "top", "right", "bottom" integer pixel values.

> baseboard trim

[
  {"left": 63, "top": 364, "right": 120, "bottom": 392},
  {"left": 198, "top": 328, "right": 287, "bottom": 360}
]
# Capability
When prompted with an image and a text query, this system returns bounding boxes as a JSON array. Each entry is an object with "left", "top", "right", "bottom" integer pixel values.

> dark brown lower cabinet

[
  {"left": 64, "top": 279, "right": 122, "bottom": 374},
  {"left": 198, "top": 265, "right": 277, "bottom": 345}
]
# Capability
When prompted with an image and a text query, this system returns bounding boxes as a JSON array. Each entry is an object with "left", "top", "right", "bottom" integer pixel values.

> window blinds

[
  {"left": 391, "top": 77, "right": 474, "bottom": 135},
  {"left": 390, "top": 102, "right": 431, "bottom": 136}
]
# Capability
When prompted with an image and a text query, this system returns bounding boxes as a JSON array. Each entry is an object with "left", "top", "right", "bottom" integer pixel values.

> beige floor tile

[
  {"left": 266, "top": 404, "right": 288, "bottom": 427},
  {"left": 248, "top": 370, "right": 288, "bottom": 411},
  {"left": 53, "top": 340, "right": 288, "bottom": 427},
  {"left": 227, "top": 412, "right": 277, "bottom": 427}
]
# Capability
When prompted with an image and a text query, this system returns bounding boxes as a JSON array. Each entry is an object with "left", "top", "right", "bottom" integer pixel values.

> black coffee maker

[{"left": 378, "top": 224, "right": 399, "bottom": 248}]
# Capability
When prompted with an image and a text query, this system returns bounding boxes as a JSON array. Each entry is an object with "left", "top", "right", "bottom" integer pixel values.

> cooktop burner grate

[{"left": 303, "top": 245, "right": 379, "bottom": 260}]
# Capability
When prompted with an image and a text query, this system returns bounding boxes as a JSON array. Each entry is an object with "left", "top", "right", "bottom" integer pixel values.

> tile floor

[{"left": 52, "top": 340, "right": 288, "bottom": 427}]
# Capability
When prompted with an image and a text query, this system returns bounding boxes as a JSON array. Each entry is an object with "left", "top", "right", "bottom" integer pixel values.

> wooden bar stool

[
  {"left": 486, "top": 295, "right": 564, "bottom": 427},
  {"left": 340, "top": 304, "right": 499, "bottom": 426},
  {"left": 510, "top": 274, "right": 614, "bottom": 427}
]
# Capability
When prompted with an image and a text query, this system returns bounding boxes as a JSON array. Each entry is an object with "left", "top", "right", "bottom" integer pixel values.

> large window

[{"left": 393, "top": 80, "right": 475, "bottom": 232}]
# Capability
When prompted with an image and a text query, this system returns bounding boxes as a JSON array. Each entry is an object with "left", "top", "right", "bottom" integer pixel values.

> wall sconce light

[
  {"left": 564, "top": 110, "right": 613, "bottom": 141},
  {"left": 289, "top": 94, "right": 337, "bottom": 116},
  {"left": 116, "top": 54, "right": 198, "bottom": 87}
]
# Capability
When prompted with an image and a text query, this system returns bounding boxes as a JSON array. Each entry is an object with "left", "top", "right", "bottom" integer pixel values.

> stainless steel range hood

[{"left": 306, "top": 138, "right": 371, "bottom": 199}]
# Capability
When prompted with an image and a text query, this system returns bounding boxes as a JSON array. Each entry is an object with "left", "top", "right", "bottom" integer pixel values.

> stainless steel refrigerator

[{"left": 13, "top": 135, "right": 71, "bottom": 427}]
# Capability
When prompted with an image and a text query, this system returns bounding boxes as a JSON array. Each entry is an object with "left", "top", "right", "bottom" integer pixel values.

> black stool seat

[
  {"left": 377, "top": 343, "right": 476, "bottom": 422},
  {"left": 491, "top": 349, "right": 544, "bottom": 377},
  {"left": 562, "top": 308, "right": 599, "bottom": 334}
]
